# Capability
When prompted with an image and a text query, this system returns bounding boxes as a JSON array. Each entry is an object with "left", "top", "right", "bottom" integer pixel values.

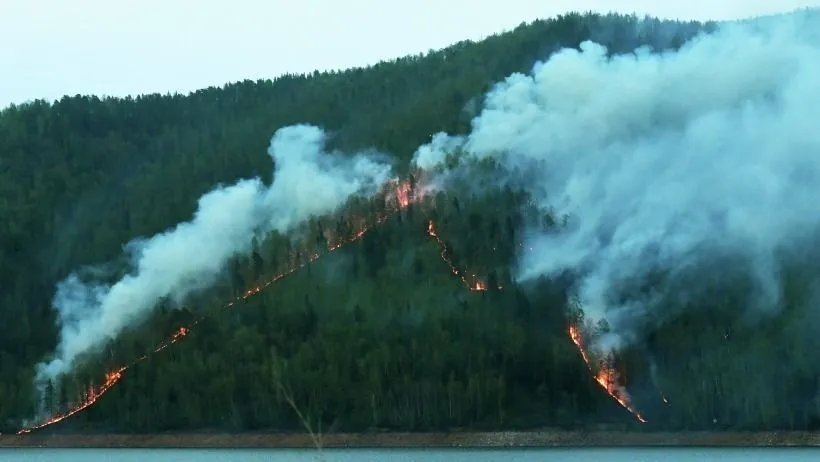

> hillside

[{"left": 3, "top": 10, "right": 820, "bottom": 436}]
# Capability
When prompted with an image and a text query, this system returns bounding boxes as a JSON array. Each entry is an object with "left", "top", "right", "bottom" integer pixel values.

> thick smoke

[
  {"left": 413, "top": 11, "right": 820, "bottom": 352},
  {"left": 37, "top": 124, "right": 392, "bottom": 389}
]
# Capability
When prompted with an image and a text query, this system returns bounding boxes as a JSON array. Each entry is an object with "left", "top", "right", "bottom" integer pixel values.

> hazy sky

[{"left": 2, "top": 0, "right": 819, "bottom": 108}]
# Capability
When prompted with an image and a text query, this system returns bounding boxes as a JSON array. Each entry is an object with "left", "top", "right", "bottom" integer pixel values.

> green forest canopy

[{"left": 3, "top": 11, "right": 819, "bottom": 434}]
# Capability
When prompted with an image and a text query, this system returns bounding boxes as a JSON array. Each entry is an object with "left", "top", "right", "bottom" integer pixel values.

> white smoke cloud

[
  {"left": 412, "top": 132, "right": 465, "bottom": 171},
  {"left": 36, "top": 124, "right": 392, "bottom": 388},
  {"left": 414, "top": 11, "right": 820, "bottom": 351},
  {"left": 263, "top": 125, "right": 392, "bottom": 231}
]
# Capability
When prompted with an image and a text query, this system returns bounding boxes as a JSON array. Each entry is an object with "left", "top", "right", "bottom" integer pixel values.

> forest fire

[
  {"left": 18, "top": 176, "right": 644, "bottom": 434},
  {"left": 17, "top": 366, "right": 126, "bottom": 435},
  {"left": 152, "top": 326, "right": 192, "bottom": 353},
  {"left": 394, "top": 179, "right": 412, "bottom": 208},
  {"left": 426, "top": 224, "right": 645, "bottom": 422},
  {"left": 425, "top": 221, "right": 491, "bottom": 292},
  {"left": 18, "top": 179, "right": 416, "bottom": 435},
  {"left": 569, "top": 325, "right": 646, "bottom": 423}
]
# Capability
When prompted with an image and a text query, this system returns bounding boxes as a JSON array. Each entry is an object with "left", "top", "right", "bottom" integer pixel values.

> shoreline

[{"left": 3, "top": 431, "right": 820, "bottom": 448}]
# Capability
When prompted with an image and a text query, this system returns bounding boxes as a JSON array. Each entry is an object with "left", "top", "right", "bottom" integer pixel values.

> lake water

[{"left": 0, "top": 448, "right": 817, "bottom": 461}]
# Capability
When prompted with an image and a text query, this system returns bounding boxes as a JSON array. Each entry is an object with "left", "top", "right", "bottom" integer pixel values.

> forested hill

[{"left": 4, "top": 11, "right": 814, "bottom": 435}]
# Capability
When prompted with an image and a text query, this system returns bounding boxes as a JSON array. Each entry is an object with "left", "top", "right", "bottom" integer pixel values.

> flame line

[
  {"left": 425, "top": 220, "right": 493, "bottom": 292},
  {"left": 18, "top": 180, "right": 415, "bottom": 435},
  {"left": 424, "top": 219, "right": 645, "bottom": 423},
  {"left": 569, "top": 326, "right": 646, "bottom": 423}
]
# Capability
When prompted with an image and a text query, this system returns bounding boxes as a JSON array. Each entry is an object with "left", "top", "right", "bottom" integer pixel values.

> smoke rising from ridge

[
  {"left": 413, "top": 11, "right": 820, "bottom": 352},
  {"left": 36, "top": 124, "right": 393, "bottom": 391}
]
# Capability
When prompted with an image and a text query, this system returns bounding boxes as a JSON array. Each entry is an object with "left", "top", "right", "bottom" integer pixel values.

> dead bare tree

[{"left": 273, "top": 362, "right": 324, "bottom": 461}]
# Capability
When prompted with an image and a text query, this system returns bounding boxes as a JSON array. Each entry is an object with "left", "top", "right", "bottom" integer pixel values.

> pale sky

[{"left": 2, "top": 0, "right": 819, "bottom": 108}]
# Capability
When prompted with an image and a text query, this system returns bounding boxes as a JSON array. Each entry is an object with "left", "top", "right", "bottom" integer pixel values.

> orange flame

[
  {"left": 17, "top": 366, "right": 126, "bottom": 434},
  {"left": 395, "top": 180, "right": 412, "bottom": 209},
  {"left": 569, "top": 325, "right": 646, "bottom": 423}
]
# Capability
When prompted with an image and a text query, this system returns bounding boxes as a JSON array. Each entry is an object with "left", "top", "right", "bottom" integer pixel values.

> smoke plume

[
  {"left": 37, "top": 124, "right": 392, "bottom": 390},
  {"left": 413, "top": 11, "right": 820, "bottom": 352}
]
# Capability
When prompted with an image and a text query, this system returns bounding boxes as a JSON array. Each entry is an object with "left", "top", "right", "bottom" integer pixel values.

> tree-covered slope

[{"left": 8, "top": 11, "right": 820, "bottom": 434}]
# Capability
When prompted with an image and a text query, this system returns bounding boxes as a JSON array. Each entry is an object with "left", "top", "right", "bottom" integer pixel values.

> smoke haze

[
  {"left": 413, "top": 10, "right": 820, "bottom": 352},
  {"left": 37, "top": 124, "right": 393, "bottom": 391}
]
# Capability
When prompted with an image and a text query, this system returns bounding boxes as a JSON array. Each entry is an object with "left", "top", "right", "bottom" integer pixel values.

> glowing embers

[{"left": 425, "top": 221, "right": 493, "bottom": 292}]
